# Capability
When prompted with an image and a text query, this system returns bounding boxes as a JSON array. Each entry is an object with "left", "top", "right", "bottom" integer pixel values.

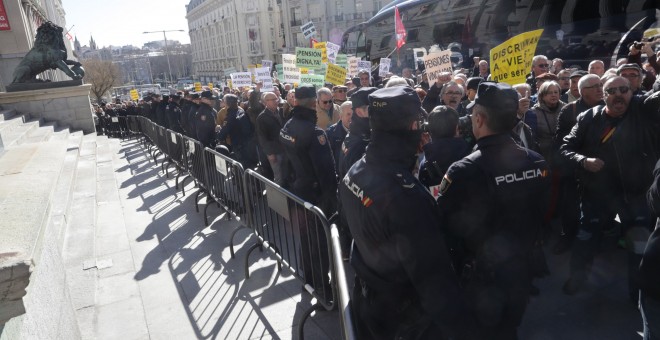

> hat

[
  {"left": 200, "top": 90, "right": 217, "bottom": 100},
  {"left": 190, "top": 92, "right": 200, "bottom": 99},
  {"left": 535, "top": 73, "right": 558, "bottom": 81},
  {"left": 351, "top": 87, "right": 377, "bottom": 108},
  {"left": 368, "top": 86, "right": 425, "bottom": 131},
  {"left": 466, "top": 82, "right": 518, "bottom": 114},
  {"left": 295, "top": 85, "right": 317, "bottom": 100},
  {"left": 570, "top": 70, "right": 588, "bottom": 79},
  {"left": 617, "top": 63, "right": 643, "bottom": 75},
  {"left": 466, "top": 77, "right": 483, "bottom": 91}
]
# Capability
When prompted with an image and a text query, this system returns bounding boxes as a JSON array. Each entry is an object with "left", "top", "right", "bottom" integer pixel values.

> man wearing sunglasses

[
  {"left": 617, "top": 63, "right": 646, "bottom": 97},
  {"left": 526, "top": 55, "right": 550, "bottom": 96},
  {"left": 560, "top": 76, "right": 660, "bottom": 299},
  {"left": 316, "top": 87, "right": 340, "bottom": 130},
  {"left": 332, "top": 85, "right": 348, "bottom": 105}
]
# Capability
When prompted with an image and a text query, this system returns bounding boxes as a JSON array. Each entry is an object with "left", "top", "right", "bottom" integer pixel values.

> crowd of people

[{"left": 96, "top": 39, "right": 660, "bottom": 339}]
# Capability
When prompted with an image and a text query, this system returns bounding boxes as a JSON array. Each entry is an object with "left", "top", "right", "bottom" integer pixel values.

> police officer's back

[
  {"left": 438, "top": 82, "right": 550, "bottom": 339},
  {"left": 195, "top": 91, "right": 218, "bottom": 147},
  {"left": 279, "top": 85, "right": 337, "bottom": 215},
  {"left": 337, "top": 87, "right": 377, "bottom": 179},
  {"left": 340, "top": 86, "right": 479, "bottom": 339}
]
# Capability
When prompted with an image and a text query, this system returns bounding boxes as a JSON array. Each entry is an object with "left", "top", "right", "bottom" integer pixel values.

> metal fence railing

[{"left": 127, "top": 115, "right": 356, "bottom": 340}]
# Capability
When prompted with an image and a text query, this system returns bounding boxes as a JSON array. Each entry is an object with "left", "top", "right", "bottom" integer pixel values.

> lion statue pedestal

[{"left": 0, "top": 22, "right": 95, "bottom": 133}]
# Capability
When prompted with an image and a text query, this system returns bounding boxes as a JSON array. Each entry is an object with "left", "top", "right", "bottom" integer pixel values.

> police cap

[
  {"left": 467, "top": 82, "right": 519, "bottom": 126},
  {"left": 351, "top": 87, "right": 377, "bottom": 108},
  {"left": 466, "top": 77, "right": 483, "bottom": 91},
  {"left": 295, "top": 85, "right": 316, "bottom": 100},
  {"left": 200, "top": 90, "right": 217, "bottom": 100},
  {"left": 190, "top": 92, "right": 200, "bottom": 99},
  {"left": 368, "top": 86, "right": 425, "bottom": 132},
  {"left": 570, "top": 70, "right": 588, "bottom": 79}
]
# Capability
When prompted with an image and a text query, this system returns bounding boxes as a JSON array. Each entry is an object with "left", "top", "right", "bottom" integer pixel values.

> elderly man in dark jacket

[
  {"left": 256, "top": 92, "right": 285, "bottom": 185},
  {"left": 560, "top": 76, "right": 660, "bottom": 298}
]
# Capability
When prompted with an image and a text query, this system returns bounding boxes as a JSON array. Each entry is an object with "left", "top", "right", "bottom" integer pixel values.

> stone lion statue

[{"left": 11, "top": 21, "right": 85, "bottom": 84}]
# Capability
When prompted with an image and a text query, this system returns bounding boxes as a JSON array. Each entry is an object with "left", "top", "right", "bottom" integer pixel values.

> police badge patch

[
  {"left": 318, "top": 135, "right": 327, "bottom": 145},
  {"left": 439, "top": 174, "right": 452, "bottom": 195},
  {"left": 201, "top": 115, "right": 207, "bottom": 121}
]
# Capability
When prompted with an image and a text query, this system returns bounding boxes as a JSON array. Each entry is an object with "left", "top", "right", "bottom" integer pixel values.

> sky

[{"left": 61, "top": 0, "right": 191, "bottom": 48}]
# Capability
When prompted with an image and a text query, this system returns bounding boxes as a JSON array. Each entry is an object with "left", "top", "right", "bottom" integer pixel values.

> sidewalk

[
  {"left": 91, "top": 138, "right": 341, "bottom": 340},
  {"left": 90, "top": 137, "right": 643, "bottom": 340}
]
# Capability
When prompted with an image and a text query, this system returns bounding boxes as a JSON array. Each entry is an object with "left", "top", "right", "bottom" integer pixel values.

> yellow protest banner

[
  {"left": 194, "top": 82, "right": 202, "bottom": 92},
  {"left": 490, "top": 29, "right": 543, "bottom": 85},
  {"left": 208, "top": 83, "right": 214, "bottom": 89},
  {"left": 644, "top": 28, "right": 660, "bottom": 40},
  {"left": 313, "top": 42, "right": 328, "bottom": 64},
  {"left": 129, "top": 89, "right": 139, "bottom": 101},
  {"left": 325, "top": 63, "right": 347, "bottom": 85},
  {"left": 228, "top": 79, "right": 233, "bottom": 89},
  {"left": 300, "top": 67, "right": 309, "bottom": 75}
]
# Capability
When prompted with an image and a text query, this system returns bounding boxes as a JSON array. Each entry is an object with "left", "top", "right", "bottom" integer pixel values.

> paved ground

[{"left": 90, "top": 137, "right": 644, "bottom": 339}]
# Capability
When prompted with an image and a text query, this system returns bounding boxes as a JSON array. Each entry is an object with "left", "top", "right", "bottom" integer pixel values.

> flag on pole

[
  {"left": 395, "top": 6, "right": 406, "bottom": 50},
  {"left": 462, "top": 13, "right": 472, "bottom": 46}
]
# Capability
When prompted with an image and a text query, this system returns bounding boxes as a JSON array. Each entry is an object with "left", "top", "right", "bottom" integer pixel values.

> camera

[{"left": 633, "top": 41, "right": 644, "bottom": 50}]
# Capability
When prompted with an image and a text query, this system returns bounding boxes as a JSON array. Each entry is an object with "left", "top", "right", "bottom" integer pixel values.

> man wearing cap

[
  {"left": 438, "top": 82, "right": 550, "bottom": 338},
  {"left": 560, "top": 76, "right": 660, "bottom": 298},
  {"left": 279, "top": 85, "right": 337, "bottom": 291},
  {"left": 195, "top": 90, "right": 218, "bottom": 147},
  {"left": 563, "top": 70, "right": 587, "bottom": 103},
  {"left": 617, "top": 63, "right": 646, "bottom": 97},
  {"left": 340, "top": 86, "right": 479, "bottom": 339},
  {"left": 256, "top": 92, "right": 285, "bottom": 185},
  {"left": 332, "top": 85, "right": 348, "bottom": 105},
  {"left": 183, "top": 92, "right": 200, "bottom": 138}
]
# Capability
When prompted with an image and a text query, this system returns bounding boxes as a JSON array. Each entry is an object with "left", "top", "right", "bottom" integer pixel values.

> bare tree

[{"left": 82, "top": 59, "right": 121, "bottom": 103}]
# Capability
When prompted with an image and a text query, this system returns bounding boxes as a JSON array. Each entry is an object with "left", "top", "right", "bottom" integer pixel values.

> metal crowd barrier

[
  {"left": 181, "top": 135, "right": 209, "bottom": 212},
  {"left": 203, "top": 148, "right": 248, "bottom": 227},
  {"left": 242, "top": 169, "right": 337, "bottom": 339},
  {"left": 129, "top": 117, "right": 356, "bottom": 340}
]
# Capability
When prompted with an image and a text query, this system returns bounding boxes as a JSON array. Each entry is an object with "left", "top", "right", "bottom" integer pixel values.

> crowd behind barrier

[{"left": 125, "top": 115, "right": 356, "bottom": 340}]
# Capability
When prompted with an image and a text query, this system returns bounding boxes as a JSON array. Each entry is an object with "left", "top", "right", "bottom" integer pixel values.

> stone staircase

[{"left": 0, "top": 108, "right": 119, "bottom": 340}]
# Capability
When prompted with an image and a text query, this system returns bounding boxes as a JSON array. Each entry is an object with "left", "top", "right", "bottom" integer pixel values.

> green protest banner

[
  {"left": 335, "top": 54, "right": 348, "bottom": 69},
  {"left": 299, "top": 74, "right": 325, "bottom": 88},
  {"left": 296, "top": 47, "right": 323, "bottom": 71},
  {"left": 275, "top": 64, "right": 284, "bottom": 82}
]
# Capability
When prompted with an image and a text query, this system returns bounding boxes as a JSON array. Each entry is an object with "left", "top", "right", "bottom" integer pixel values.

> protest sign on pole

[
  {"left": 348, "top": 57, "right": 359, "bottom": 76},
  {"left": 423, "top": 50, "right": 453, "bottom": 85},
  {"left": 130, "top": 89, "right": 139, "bottom": 101},
  {"left": 325, "top": 63, "right": 347, "bottom": 86},
  {"left": 313, "top": 42, "right": 328, "bottom": 64},
  {"left": 194, "top": 82, "right": 202, "bottom": 92},
  {"left": 357, "top": 60, "right": 371, "bottom": 72},
  {"left": 282, "top": 54, "right": 300, "bottom": 83},
  {"left": 261, "top": 60, "right": 273, "bottom": 71},
  {"left": 300, "top": 74, "right": 325, "bottom": 88},
  {"left": 379, "top": 58, "right": 391, "bottom": 77},
  {"left": 255, "top": 67, "right": 274, "bottom": 91},
  {"left": 296, "top": 47, "right": 323, "bottom": 70},
  {"left": 336, "top": 54, "right": 348, "bottom": 69},
  {"left": 301, "top": 21, "right": 317, "bottom": 39},
  {"left": 231, "top": 72, "right": 252, "bottom": 88},
  {"left": 326, "top": 42, "right": 340, "bottom": 64},
  {"left": 489, "top": 29, "right": 543, "bottom": 85}
]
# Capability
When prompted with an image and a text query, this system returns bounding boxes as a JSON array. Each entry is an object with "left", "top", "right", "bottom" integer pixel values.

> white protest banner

[
  {"left": 326, "top": 42, "right": 340, "bottom": 64},
  {"left": 231, "top": 72, "right": 252, "bottom": 88},
  {"left": 379, "top": 58, "right": 391, "bottom": 77},
  {"left": 413, "top": 47, "right": 428, "bottom": 69},
  {"left": 348, "top": 57, "right": 359, "bottom": 76},
  {"left": 357, "top": 60, "right": 371, "bottom": 72},
  {"left": 261, "top": 60, "right": 273, "bottom": 71},
  {"left": 423, "top": 50, "right": 453, "bottom": 85},
  {"left": 255, "top": 67, "right": 274, "bottom": 91},
  {"left": 301, "top": 21, "right": 317, "bottom": 39},
  {"left": 282, "top": 54, "right": 301, "bottom": 83}
]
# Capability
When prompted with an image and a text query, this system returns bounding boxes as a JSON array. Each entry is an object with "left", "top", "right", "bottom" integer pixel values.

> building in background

[
  {"left": 0, "top": 0, "right": 75, "bottom": 91},
  {"left": 186, "top": 0, "right": 285, "bottom": 83}
]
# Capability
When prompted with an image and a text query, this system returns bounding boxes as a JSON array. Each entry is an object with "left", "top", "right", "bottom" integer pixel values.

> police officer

[
  {"left": 182, "top": 92, "right": 200, "bottom": 138},
  {"left": 279, "top": 85, "right": 337, "bottom": 292},
  {"left": 166, "top": 93, "right": 183, "bottom": 133},
  {"left": 337, "top": 87, "right": 377, "bottom": 179},
  {"left": 340, "top": 86, "right": 479, "bottom": 340},
  {"left": 438, "top": 82, "right": 550, "bottom": 339},
  {"left": 195, "top": 90, "right": 218, "bottom": 147}
]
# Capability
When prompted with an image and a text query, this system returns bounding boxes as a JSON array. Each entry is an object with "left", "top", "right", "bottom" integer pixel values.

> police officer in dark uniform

[
  {"left": 340, "top": 86, "right": 479, "bottom": 340},
  {"left": 337, "top": 87, "right": 377, "bottom": 179},
  {"left": 166, "top": 93, "right": 183, "bottom": 133},
  {"left": 438, "top": 82, "right": 550, "bottom": 339},
  {"left": 182, "top": 92, "right": 199, "bottom": 138},
  {"left": 279, "top": 85, "right": 337, "bottom": 292},
  {"left": 195, "top": 90, "right": 218, "bottom": 147}
]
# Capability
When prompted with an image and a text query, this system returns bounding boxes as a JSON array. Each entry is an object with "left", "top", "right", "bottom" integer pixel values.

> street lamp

[{"left": 143, "top": 29, "right": 184, "bottom": 88}]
